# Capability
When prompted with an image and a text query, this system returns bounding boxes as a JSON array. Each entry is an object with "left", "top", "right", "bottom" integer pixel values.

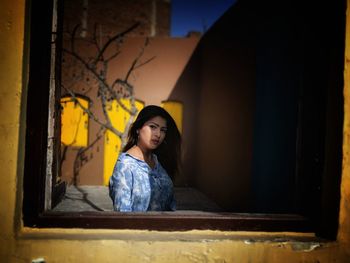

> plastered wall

[
  {"left": 0, "top": 0, "right": 350, "bottom": 262},
  {"left": 60, "top": 36, "right": 200, "bottom": 185}
]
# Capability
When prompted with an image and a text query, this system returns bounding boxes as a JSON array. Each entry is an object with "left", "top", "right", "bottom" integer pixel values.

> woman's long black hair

[{"left": 123, "top": 105, "right": 181, "bottom": 180}]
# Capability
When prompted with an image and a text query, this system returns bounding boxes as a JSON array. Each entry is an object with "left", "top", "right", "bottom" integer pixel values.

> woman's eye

[
  {"left": 149, "top": 125, "right": 156, "bottom": 129},
  {"left": 161, "top": 129, "right": 167, "bottom": 133}
]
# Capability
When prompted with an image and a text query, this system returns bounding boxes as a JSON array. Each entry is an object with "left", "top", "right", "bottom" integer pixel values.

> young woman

[{"left": 109, "top": 105, "right": 181, "bottom": 212}]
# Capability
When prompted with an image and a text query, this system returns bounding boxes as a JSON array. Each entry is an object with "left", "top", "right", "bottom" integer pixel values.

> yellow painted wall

[
  {"left": 0, "top": 0, "right": 349, "bottom": 262},
  {"left": 103, "top": 99, "right": 144, "bottom": 185}
]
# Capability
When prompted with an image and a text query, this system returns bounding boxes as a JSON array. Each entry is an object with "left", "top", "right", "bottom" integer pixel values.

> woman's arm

[{"left": 109, "top": 161, "right": 134, "bottom": 212}]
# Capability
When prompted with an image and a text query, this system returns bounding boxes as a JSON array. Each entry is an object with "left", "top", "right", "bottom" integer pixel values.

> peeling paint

[
  {"left": 244, "top": 237, "right": 323, "bottom": 253},
  {"left": 6, "top": 21, "right": 12, "bottom": 30},
  {"left": 5, "top": 10, "right": 13, "bottom": 30},
  {"left": 291, "top": 242, "right": 321, "bottom": 252}
]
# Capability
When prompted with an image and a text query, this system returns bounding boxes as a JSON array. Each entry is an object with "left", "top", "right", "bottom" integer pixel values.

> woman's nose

[{"left": 154, "top": 128, "right": 160, "bottom": 137}]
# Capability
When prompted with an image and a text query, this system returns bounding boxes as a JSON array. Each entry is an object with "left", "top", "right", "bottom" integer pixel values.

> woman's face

[{"left": 137, "top": 116, "right": 167, "bottom": 151}]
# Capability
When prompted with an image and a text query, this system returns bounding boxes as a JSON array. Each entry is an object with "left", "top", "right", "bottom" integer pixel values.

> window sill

[
  {"left": 23, "top": 211, "right": 312, "bottom": 232},
  {"left": 18, "top": 222, "right": 330, "bottom": 249}
]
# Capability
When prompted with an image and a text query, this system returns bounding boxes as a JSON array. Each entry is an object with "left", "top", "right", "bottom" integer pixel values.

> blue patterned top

[{"left": 109, "top": 152, "right": 176, "bottom": 212}]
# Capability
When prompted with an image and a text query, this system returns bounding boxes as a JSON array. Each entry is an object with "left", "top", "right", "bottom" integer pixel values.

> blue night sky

[{"left": 170, "top": 0, "right": 237, "bottom": 37}]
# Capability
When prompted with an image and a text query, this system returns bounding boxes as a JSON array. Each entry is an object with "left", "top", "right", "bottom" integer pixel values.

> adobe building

[
  {"left": 64, "top": 0, "right": 172, "bottom": 37},
  {"left": 60, "top": 0, "right": 200, "bottom": 186}
]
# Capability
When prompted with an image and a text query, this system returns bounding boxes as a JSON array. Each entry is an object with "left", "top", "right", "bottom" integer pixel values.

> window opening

[{"left": 22, "top": 0, "right": 345, "bottom": 238}]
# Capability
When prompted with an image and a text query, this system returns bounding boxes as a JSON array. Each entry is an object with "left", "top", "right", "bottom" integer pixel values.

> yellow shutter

[
  {"left": 161, "top": 100, "right": 183, "bottom": 134},
  {"left": 61, "top": 96, "right": 89, "bottom": 147}
]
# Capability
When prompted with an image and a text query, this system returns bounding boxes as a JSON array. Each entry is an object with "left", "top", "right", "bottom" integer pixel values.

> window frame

[{"left": 22, "top": 0, "right": 344, "bottom": 238}]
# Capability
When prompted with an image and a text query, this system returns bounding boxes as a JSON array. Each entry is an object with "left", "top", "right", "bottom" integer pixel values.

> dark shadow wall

[
  {"left": 169, "top": 1, "right": 256, "bottom": 211},
  {"left": 170, "top": 0, "right": 346, "bottom": 213},
  {"left": 166, "top": 47, "right": 202, "bottom": 187},
  {"left": 252, "top": 1, "right": 301, "bottom": 213},
  {"left": 252, "top": 0, "right": 346, "bottom": 214}
]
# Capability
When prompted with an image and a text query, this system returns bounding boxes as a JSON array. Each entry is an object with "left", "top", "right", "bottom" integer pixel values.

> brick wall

[{"left": 63, "top": 0, "right": 171, "bottom": 37}]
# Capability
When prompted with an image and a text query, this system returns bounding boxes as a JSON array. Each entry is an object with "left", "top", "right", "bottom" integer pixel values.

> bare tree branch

[
  {"left": 92, "top": 23, "right": 102, "bottom": 54},
  {"left": 124, "top": 38, "right": 152, "bottom": 82},
  {"left": 105, "top": 51, "right": 121, "bottom": 63},
  {"left": 133, "top": 56, "right": 156, "bottom": 70},
  {"left": 70, "top": 24, "right": 81, "bottom": 53},
  {"left": 95, "top": 22, "right": 140, "bottom": 63},
  {"left": 62, "top": 48, "right": 134, "bottom": 116},
  {"left": 62, "top": 85, "right": 123, "bottom": 137},
  {"left": 61, "top": 22, "right": 155, "bottom": 187}
]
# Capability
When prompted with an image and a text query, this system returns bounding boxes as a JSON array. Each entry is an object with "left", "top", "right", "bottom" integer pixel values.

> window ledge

[
  {"left": 18, "top": 224, "right": 333, "bottom": 249},
  {"left": 23, "top": 211, "right": 312, "bottom": 232}
]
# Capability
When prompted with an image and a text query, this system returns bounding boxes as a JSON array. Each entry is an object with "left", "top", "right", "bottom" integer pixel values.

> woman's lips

[{"left": 151, "top": 139, "right": 159, "bottom": 145}]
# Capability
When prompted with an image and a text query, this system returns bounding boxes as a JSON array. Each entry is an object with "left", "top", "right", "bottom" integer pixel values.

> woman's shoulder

[
  {"left": 117, "top": 152, "right": 148, "bottom": 168},
  {"left": 118, "top": 152, "right": 137, "bottom": 165},
  {"left": 125, "top": 146, "right": 143, "bottom": 160}
]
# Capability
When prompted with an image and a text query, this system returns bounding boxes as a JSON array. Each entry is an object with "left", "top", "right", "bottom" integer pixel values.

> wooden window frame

[{"left": 22, "top": 0, "right": 344, "bottom": 238}]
